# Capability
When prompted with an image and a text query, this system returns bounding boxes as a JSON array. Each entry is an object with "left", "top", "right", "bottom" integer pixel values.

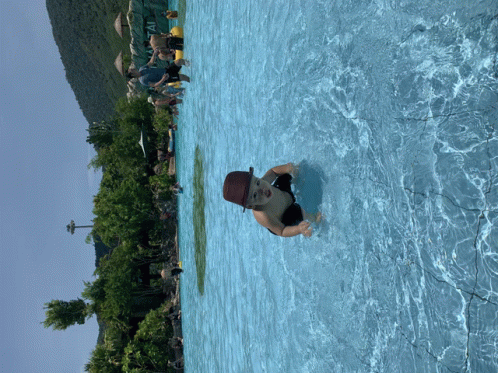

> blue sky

[{"left": 1, "top": 0, "right": 103, "bottom": 371}]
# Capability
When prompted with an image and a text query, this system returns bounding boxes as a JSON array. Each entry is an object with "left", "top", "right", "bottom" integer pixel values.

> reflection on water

[
  {"left": 293, "top": 161, "right": 326, "bottom": 215},
  {"left": 192, "top": 145, "right": 206, "bottom": 295}
]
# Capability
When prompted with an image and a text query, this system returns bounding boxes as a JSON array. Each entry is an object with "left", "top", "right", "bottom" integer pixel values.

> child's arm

[
  {"left": 280, "top": 221, "right": 312, "bottom": 237},
  {"left": 261, "top": 162, "right": 298, "bottom": 183},
  {"left": 253, "top": 211, "right": 312, "bottom": 237}
]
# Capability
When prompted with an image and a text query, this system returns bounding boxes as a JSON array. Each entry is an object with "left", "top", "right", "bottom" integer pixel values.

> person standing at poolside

[
  {"left": 161, "top": 85, "right": 185, "bottom": 97},
  {"left": 143, "top": 40, "right": 176, "bottom": 61},
  {"left": 161, "top": 10, "right": 178, "bottom": 19},
  {"left": 150, "top": 33, "right": 184, "bottom": 51},
  {"left": 149, "top": 96, "right": 183, "bottom": 108},
  {"left": 223, "top": 163, "right": 321, "bottom": 237},
  {"left": 126, "top": 49, "right": 190, "bottom": 88}
]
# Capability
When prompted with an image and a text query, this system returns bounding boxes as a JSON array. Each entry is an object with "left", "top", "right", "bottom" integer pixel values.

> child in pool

[{"left": 223, "top": 163, "right": 321, "bottom": 237}]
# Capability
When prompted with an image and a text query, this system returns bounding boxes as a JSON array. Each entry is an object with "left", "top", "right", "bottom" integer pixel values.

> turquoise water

[{"left": 175, "top": 1, "right": 498, "bottom": 372}]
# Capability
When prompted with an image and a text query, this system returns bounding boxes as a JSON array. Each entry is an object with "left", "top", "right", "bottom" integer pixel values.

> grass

[{"left": 193, "top": 146, "right": 206, "bottom": 295}]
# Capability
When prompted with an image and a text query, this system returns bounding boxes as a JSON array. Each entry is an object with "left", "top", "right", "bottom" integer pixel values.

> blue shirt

[{"left": 138, "top": 65, "right": 165, "bottom": 87}]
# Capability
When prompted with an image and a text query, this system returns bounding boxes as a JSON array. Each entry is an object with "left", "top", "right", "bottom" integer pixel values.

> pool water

[{"left": 175, "top": 1, "right": 498, "bottom": 372}]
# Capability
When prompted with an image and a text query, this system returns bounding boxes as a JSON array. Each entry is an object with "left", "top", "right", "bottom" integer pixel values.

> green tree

[
  {"left": 152, "top": 107, "right": 173, "bottom": 137},
  {"left": 92, "top": 176, "right": 154, "bottom": 246},
  {"left": 86, "top": 120, "right": 118, "bottom": 150},
  {"left": 114, "top": 95, "right": 154, "bottom": 128},
  {"left": 94, "top": 244, "right": 165, "bottom": 322},
  {"left": 82, "top": 277, "right": 107, "bottom": 316},
  {"left": 85, "top": 330, "right": 124, "bottom": 373},
  {"left": 121, "top": 305, "right": 175, "bottom": 373},
  {"left": 42, "top": 299, "right": 92, "bottom": 330},
  {"left": 85, "top": 344, "right": 122, "bottom": 373},
  {"left": 88, "top": 96, "right": 159, "bottom": 246}
]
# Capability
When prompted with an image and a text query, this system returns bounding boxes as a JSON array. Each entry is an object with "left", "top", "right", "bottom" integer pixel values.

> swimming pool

[{"left": 175, "top": 1, "right": 498, "bottom": 372}]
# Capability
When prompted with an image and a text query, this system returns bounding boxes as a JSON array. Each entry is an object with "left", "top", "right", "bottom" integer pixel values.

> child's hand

[
  {"left": 288, "top": 162, "right": 299, "bottom": 178},
  {"left": 298, "top": 221, "right": 312, "bottom": 237}
]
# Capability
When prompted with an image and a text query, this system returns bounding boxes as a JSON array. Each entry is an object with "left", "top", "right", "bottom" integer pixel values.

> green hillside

[{"left": 46, "top": 0, "right": 132, "bottom": 124}]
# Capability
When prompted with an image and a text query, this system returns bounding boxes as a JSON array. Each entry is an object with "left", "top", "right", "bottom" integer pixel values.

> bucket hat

[{"left": 223, "top": 167, "right": 254, "bottom": 212}]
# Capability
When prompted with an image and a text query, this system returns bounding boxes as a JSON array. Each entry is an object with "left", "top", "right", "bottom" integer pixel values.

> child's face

[{"left": 246, "top": 176, "right": 273, "bottom": 208}]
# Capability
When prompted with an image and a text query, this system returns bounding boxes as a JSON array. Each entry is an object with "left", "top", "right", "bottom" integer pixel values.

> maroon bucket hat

[{"left": 223, "top": 167, "right": 254, "bottom": 212}]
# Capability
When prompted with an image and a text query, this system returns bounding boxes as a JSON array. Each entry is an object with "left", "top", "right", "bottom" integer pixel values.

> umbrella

[
  {"left": 139, "top": 125, "right": 148, "bottom": 158},
  {"left": 114, "top": 12, "right": 128, "bottom": 38},
  {"left": 114, "top": 51, "right": 124, "bottom": 75}
]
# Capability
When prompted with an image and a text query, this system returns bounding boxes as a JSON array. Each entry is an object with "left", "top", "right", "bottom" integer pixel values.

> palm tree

[
  {"left": 42, "top": 299, "right": 91, "bottom": 330},
  {"left": 66, "top": 220, "right": 93, "bottom": 235}
]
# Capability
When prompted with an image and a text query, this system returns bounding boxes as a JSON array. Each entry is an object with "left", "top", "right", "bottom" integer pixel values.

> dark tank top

[{"left": 268, "top": 174, "right": 303, "bottom": 234}]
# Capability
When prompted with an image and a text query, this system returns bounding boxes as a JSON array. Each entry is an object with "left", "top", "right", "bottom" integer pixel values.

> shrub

[
  {"left": 121, "top": 304, "right": 176, "bottom": 372},
  {"left": 152, "top": 108, "right": 173, "bottom": 138}
]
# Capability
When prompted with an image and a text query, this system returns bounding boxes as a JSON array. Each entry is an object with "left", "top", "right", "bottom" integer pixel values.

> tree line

[{"left": 43, "top": 96, "right": 181, "bottom": 372}]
